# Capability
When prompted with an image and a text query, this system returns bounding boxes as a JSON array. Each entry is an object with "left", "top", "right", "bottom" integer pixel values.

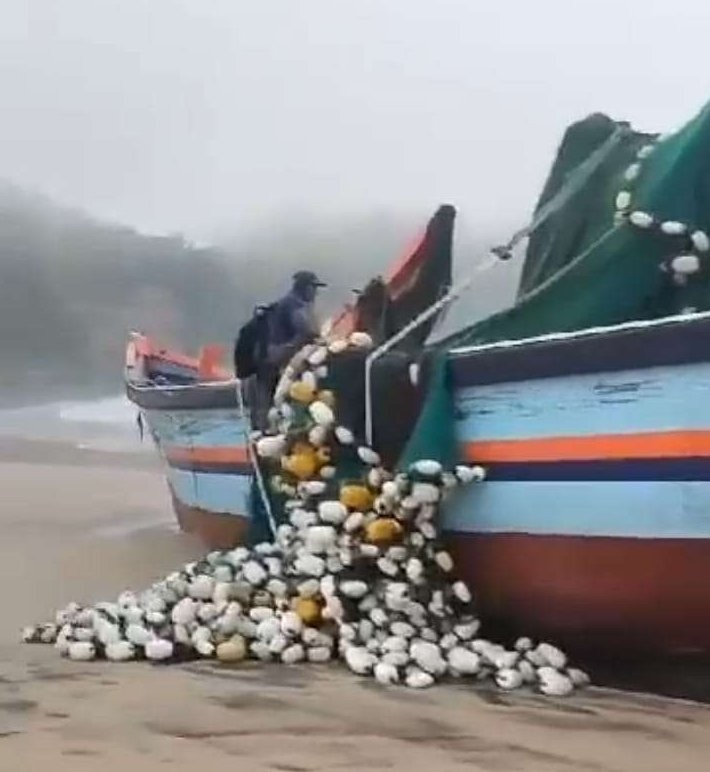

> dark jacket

[{"left": 265, "top": 289, "right": 318, "bottom": 367}]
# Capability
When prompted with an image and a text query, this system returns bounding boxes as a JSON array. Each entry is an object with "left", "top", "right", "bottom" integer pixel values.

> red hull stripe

[{"left": 447, "top": 531, "right": 710, "bottom": 655}]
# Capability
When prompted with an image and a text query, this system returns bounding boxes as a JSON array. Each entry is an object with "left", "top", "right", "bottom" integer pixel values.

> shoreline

[
  {"left": 0, "top": 435, "right": 160, "bottom": 470},
  {"left": 1, "top": 435, "right": 710, "bottom": 769}
]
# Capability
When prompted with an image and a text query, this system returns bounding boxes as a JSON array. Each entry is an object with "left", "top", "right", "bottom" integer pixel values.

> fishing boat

[
  {"left": 124, "top": 336, "right": 249, "bottom": 543},
  {"left": 125, "top": 205, "right": 455, "bottom": 548},
  {"left": 443, "top": 311, "right": 710, "bottom": 657},
  {"left": 422, "top": 100, "right": 710, "bottom": 657},
  {"left": 127, "top": 98, "right": 710, "bottom": 656}
]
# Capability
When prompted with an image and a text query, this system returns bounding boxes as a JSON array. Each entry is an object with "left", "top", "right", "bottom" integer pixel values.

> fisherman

[{"left": 248, "top": 270, "right": 326, "bottom": 430}]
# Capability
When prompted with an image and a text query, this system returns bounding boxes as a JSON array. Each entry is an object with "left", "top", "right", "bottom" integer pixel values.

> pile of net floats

[{"left": 22, "top": 331, "right": 589, "bottom": 695}]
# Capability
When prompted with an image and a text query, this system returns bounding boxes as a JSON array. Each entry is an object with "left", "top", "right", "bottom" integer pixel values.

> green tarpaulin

[
  {"left": 402, "top": 99, "right": 710, "bottom": 469},
  {"left": 439, "top": 99, "right": 710, "bottom": 351},
  {"left": 251, "top": 98, "right": 710, "bottom": 526}
]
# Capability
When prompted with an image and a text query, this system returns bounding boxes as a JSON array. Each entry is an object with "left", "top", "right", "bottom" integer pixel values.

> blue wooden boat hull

[
  {"left": 443, "top": 311, "right": 710, "bottom": 655},
  {"left": 127, "top": 312, "right": 710, "bottom": 654}
]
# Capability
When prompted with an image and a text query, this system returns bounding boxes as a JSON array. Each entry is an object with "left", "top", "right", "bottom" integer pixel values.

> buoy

[
  {"left": 282, "top": 451, "right": 319, "bottom": 481},
  {"left": 615, "top": 191, "right": 632, "bottom": 211},
  {"left": 317, "top": 389, "right": 336, "bottom": 408},
  {"left": 495, "top": 668, "right": 524, "bottom": 691},
  {"left": 691, "top": 230, "right": 710, "bottom": 252},
  {"left": 405, "top": 668, "right": 435, "bottom": 689},
  {"left": 410, "top": 459, "right": 443, "bottom": 480},
  {"left": 447, "top": 647, "right": 481, "bottom": 676},
  {"left": 340, "top": 580, "right": 369, "bottom": 599},
  {"left": 328, "top": 338, "right": 348, "bottom": 355},
  {"left": 535, "top": 642, "right": 567, "bottom": 670},
  {"left": 289, "top": 380, "right": 316, "bottom": 404},
  {"left": 295, "top": 598, "right": 322, "bottom": 626},
  {"left": 256, "top": 435, "right": 286, "bottom": 459},
  {"left": 357, "top": 447, "right": 381, "bottom": 466},
  {"left": 410, "top": 482, "right": 440, "bottom": 505},
  {"left": 629, "top": 210, "right": 654, "bottom": 229},
  {"left": 349, "top": 331, "right": 373, "bottom": 349},
  {"left": 660, "top": 220, "right": 687, "bottom": 236},
  {"left": 537, "top": 666, "right": 574, "bottom": 697},
  {"left": 68, "top": 642, "right": 96, "bottom": 661},
  {"left": 309, "top": 401, "right": 335, "bottom": 427},
  {"left": 105, "top": 641, "right": 136, "bottom": 662},
  {"left": 340, "top": 484, "right": 375, "bottom": 512},
  {"left": 623, "top": 162, "right": 641, "bottom": 182},
  {"left": 671, "top": 254, "right": 700, "bottom": 275},
  {"left": 307, "top": 346, "right": 329, "bottom": 367},
  {"left": 344, "top": 646, "right": 377, "bottom": 674},
  {"left": 374, "top": 661, "right": 399, "bottom": 685},
  {"left": 364, "top": 518, "right": 403, "bottom": 546},
  {"left": 216, "top": 636, "right": 247, "bottom": 663},
  {"left": 334, "top": 426, "right": 355, "bottom": 445},
  {"left": 305, "top": 525, "right": 337, "bottom": 554},
  {"left": 318, "top": 500, "right": 348, "bottom": 525}
]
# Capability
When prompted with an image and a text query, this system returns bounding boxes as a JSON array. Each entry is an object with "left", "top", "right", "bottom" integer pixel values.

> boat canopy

[
  {"left": 437, "top": 99, "right": 710, "bottom": 351},
  {"left": 400, "top": 99, "right": 710, "bottom": 470}
]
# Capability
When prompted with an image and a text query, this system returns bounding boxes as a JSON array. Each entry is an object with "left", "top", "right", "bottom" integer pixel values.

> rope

[
  {"left": 362, "top": 128, "right": 630, "bottom": 440},
  {"left": 236, "top": 379, "right": 278, "bottom": 539},
  {"left": 490, "top": 126, "right": 626, "bottom": 259}
]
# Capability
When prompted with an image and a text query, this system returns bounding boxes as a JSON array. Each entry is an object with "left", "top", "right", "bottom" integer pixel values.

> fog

[
  {"left": 1, "top": 1, "right": 708, "bottom": 405},
  {"left": 2, "top": 1, "right": 708, "bottom": 238}
]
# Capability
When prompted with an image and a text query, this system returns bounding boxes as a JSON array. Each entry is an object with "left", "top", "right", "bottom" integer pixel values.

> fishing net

[
  {"left": 438, "top": 99, "right": 710, "bottom": 351},
  {"left": 249, "top": 348, "right": 431, "bottom": 540},
  {"left": 396, "top": 100, "right": 710, "bottom": 472}
]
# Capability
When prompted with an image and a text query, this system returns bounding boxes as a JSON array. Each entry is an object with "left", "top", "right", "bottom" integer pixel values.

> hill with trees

[{"left": 0, "top": 180, "right": 519, "bottom": 405}]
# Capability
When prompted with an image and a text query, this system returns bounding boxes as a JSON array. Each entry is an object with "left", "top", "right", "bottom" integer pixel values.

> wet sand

[{"left": 2, "top": 438, "right": 710, "bottom": 770}]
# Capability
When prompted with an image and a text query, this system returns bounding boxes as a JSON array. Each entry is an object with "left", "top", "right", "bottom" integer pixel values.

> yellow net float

[
  {"left": 295, "top": 597, "right": 323, "bottom": 626},
  {"left": 317, "top": 389, "right": 336, "bottom": 408},
  {"left": 282, "top": 450, "right": 319, "bottom": 480},
  {"left": 289, "top": 380, "right": 317, "bottom": 404},
  {"left": 339, "top": 483, "right": 375, "bottom": 512},
  {"left": 364, "top": 517, "right": 404, "bottom": 546}
]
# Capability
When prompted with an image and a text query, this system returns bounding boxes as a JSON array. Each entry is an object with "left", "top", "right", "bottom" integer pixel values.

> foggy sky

[{"left": 2, "top": 0, "right": 709, "bottom": 240}]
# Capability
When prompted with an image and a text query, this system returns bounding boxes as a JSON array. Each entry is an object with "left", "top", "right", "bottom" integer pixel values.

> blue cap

[{"left": 293, "top": 270, "right": 326, "bottom": 288}]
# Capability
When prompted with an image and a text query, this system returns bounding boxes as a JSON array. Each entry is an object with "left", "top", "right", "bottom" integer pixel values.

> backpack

[{"left": 233, "top": 304, "right": 274, "bottom": 378}]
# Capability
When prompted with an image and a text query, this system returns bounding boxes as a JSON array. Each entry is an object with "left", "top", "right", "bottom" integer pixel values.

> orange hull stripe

[
  {"left": 164, "top": 445, "right": 249, "bottom": 465},
  {"left": 464, "top": 431, "right": 710, "bottom": 463}
]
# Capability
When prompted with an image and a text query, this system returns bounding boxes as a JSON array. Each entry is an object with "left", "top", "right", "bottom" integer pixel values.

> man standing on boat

[{"left": 248, "top": 270, "right": 326, "bottom": 430}]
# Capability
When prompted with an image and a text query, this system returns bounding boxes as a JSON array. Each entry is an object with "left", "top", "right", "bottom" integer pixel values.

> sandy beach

[{"left": 2, "top": 437, "right": 710, "bottom": 770}]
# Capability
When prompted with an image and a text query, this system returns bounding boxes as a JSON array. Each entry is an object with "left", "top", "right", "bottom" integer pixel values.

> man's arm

[
  {"left": 265, "top": 299, "right": 317, "bottom": 368},
  {"left": 290, "top": 303, "right": 319, "bottom": 345}
]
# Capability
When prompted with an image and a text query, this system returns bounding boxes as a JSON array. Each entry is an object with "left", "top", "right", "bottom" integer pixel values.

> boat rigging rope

[
  {"left": 364, "top": 127, "right": 628, "bottom": 448},
  {"left": 236, "top": 379, "right": 278, "bottom": 538},
  {"left": 491, "top": 126, "right": 627, "bottom": 260}
]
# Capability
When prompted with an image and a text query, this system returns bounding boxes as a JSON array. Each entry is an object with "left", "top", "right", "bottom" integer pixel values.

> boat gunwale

[{"left": 448, "top": 309, "right": 710, "bottom": 358}]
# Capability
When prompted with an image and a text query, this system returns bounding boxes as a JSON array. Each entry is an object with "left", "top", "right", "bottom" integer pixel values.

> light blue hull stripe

[
  {"left": 455, "top": 362, "right": 710, "bottom": 441},
  {"left": 442, "top": 481, "right": 710, "bottom": 539},
  {"left": 168, "top": 466, "right": 251, "bottom": 518},
  {"left": 145, "top": 409, "right": 247, "bottom": 448}
]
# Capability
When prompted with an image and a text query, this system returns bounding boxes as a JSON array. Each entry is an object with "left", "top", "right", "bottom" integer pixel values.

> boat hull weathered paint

[
  {"left": 126, "top": 307, "right": 710, "bottom": 656},
  {"left": 443, "top": 311, "right": 710, "bottom": 656},
  {"left": 448, "top": 533, "right": 710, "bottom": 656},
  {"left": 144, "top": 404, "right": 252, "bottom": 549},
  {"left": 125, "top": 333, "right": 254, "bottom": 549}
]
